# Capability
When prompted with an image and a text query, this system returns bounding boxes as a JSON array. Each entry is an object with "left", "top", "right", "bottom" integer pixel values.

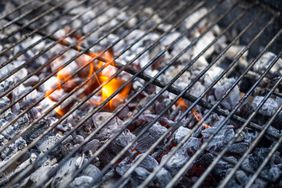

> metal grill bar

[
  {"left": 0, "top": 0, "right": 103, "bottom": 88},
  {"left": 165, "top": 31, "right": 282, "bottom": 187},
  {"left": 0, "top": 0, "right": 54, "bottom": 31},
  {"left": 6, "top": 0, "right": 209, "bottom": 184},
  {"left": 0, "top": 0, "right": 148, "bottom": 148},
  {"left": 150, "top": 20, "right": 280, "bottom": 188},
  {"left": 9, "top": 1, "right": 205, "bottom": 183},
  {"left": 0, "top": 0, "right": 68, "bottom": 42},
  {"left": 59, "top": 1, "right": 238, "bottom": 186},
  {"left": 0, "top": 0, "right": 281, "bottom": 187},
  {"left": 9, "top": 0, "right": 238, "bottom": 185},
  {"left": 113, "top": 6, "right": 276, "bottom": 188},
  {"left": 81, "top": 3, "right": 251, "bottom": 187},
  {"left": 0, "top": 0, "right": 36, "bottom": 21},
  {"left": 0, "top": 0, "right": 130, "bottom": 137},
  {"left": 0, "top": 0, "right": 90, "bottom": 70},
  {"left": 245, "top": 105, "right": 282, "bottom": 187},
  {"left": 218, "top": 74, "right": 282, "bottom": 188},
  {"left": 0, "top": 0, "right": 129, "bottom": 116},
  {"left": 193, "top": 52, "right": 282, "bottom": 187},
  {"left": 0, "top": 0, "right": 199, "bottom": 178}
]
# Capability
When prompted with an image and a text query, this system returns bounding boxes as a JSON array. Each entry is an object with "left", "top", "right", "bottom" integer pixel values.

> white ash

[
  {"left": 0, "top": 96, "right": 10, "bottom": 109},
  {"left": 56, "top": 122, "right": 73, "bottom": 132},
  {"left": 181, "top": 8, "right": 208, "bottom": 31},
  {"left": 192, "top": 31, "right": 216, "bottom": 59},
  {"left": 1, "top": 137, "right": 26, "bottom": 160},
  {"left": 82, "top": 164, "right": 102, "bottom": 178},
  {"left": 21, "top": 90, "right": 44, "bottom": 110},
  {"left": 0, "top": 79, "right": 14, "bottom": 94},
  {"left": 0, "top": 60, "right": 25, "bottom": 78},
  {"left": 28, "top": 162, "right": 57, "bottom": 187},
  {"left": 201, "top": 125, "right": 235, "bottom": 152},
  {"left": 113, "top": 129, "right": 136, "bottom": 149},
  {"left": 253, "top": 52, "right": 282, "bottom": 75},
  {"left": 203, "top": 66, "right": 224, "bottom": 87},
  {"left": 37, "top": 134, "right": 62, "bottom": 153},
  {"left": 92, "top": 112, "right": 124, "bottom": 141},
  {"left": 189, "top": 81, "right": 206, "bottom": 98},
  {"left": 51, "top": 156, "right": 84, "bottom": 188},
  {"left": 70, "top": 176, "right": 93, "bottom": 188},
  {"left": 225, "top": 45, "right": 248, "bottom": 64},
  {"left": 0, "top": 153, "right": 36, "bottom": 185},
  {"left": 161, "top": 32, "right": 192, "bottom": 61},
  {"left": 116, "top": 158, "right": 131, "bottom": 176},
  {"left": 251, "top": 96, "right": 279, "bottom": 116},
  {"left": 162, "top": 65, "right": 191, "bottom": 89},
  {"left": 182, "top": 137, "right": 202, "bottom": 155},
  {"left": 1, "top": 114, "right": 29, "bottom": 141},
  {"left": 214, "top": 78, "right": 241, "bottom": 110},
  {"left": 190, "top": 56, "right": 209, "bottom": 73},
  {"left": 173, "top": 126, "right": 192, "bottom": 143}
]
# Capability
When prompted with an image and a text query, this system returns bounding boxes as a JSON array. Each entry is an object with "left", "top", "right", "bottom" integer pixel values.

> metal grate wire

[{"left": 0, "top": 0, "right": 281, "bottom": 187}]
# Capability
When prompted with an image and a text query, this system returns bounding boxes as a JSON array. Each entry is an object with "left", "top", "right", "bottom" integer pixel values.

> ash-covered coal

[{"left": 0, "top": 0, "right": 281, "bottom": 187}]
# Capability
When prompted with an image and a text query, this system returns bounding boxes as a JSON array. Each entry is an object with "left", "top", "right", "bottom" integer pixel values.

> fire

[
  {"left": 176, "top": 98, "right": 210, "bottom": 128},
  {"left": 191, "top": 108, "right": 210, "bottom": 129},
  {"left": 176, "top": 98, "right": 188, "bottom": 111},
  {"left": 44, "top": 34, "right": 131, "bottom": 116}
]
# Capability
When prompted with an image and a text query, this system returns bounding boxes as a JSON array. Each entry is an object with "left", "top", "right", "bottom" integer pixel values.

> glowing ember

[
  {"left": 44, "top": 34, "right": 131, "bottom": 116},
  {"left": 176, "top": 98, "right": 188, "bottom": 112},
  {"left": 191, "top": 108, "right": 210, "bottom": 129},
  {"left": 176, "top": 98, "right": 210, "bottom": 128}
]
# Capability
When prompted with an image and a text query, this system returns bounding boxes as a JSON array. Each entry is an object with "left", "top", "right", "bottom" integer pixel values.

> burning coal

[{"left": 44, "top": 35, "right": 131, "bottom": 116}]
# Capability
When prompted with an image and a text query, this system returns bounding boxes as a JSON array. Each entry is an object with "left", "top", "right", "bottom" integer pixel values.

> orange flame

[
  {"left": 44, "top": 34, "right": 131, "bottom": 116},
  {"left": 176, "top": 98, "right": 210, "bottom": 128},
  {"left": 191, "top": 108, "right": 210, "bottom": 129},
  {"left": 176, "top": 98, "right": 188, "bottom": 112}
]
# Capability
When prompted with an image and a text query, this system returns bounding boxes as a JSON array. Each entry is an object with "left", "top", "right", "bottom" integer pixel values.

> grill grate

[{"left": 0, "top": 0, "right": 281, "bottom": 187}]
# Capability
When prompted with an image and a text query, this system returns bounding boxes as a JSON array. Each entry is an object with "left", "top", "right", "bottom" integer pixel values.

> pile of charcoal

[{"left": 0, "top": 0, "right": 282, "bottom": 187}]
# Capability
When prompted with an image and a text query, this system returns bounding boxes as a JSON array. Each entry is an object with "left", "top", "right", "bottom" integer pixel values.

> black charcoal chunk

[
  {"left": 137, "top": 122, "right": 167, "bottom": 152},
  {"left": 116, "top": 159, "right": 131, "bottom": 176},
  {"left": 213, "top": 157, "right": 237, "bottom": 178},
  {"left": 134, "top": 154, "right": 158, "bottom": 172},
  {"left": 83, "top": 139, "right": 100, "bottom": 153},
  {"left": 182, "top": 137, "right": 202, "bottom": 155}
]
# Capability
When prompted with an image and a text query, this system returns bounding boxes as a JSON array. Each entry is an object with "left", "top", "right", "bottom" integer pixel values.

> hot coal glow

[{"left": 45, "top": 42, "right": 131, "bottom": 116}]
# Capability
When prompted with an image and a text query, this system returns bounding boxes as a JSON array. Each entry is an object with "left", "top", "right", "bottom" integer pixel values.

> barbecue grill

[{"left": 0, "top": 0, "right": 282, "bottom": 187}]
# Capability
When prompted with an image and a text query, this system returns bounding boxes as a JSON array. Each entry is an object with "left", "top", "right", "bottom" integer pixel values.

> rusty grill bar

[{"left": 0, "top": 0, "right": 281, "bottom": 187}]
